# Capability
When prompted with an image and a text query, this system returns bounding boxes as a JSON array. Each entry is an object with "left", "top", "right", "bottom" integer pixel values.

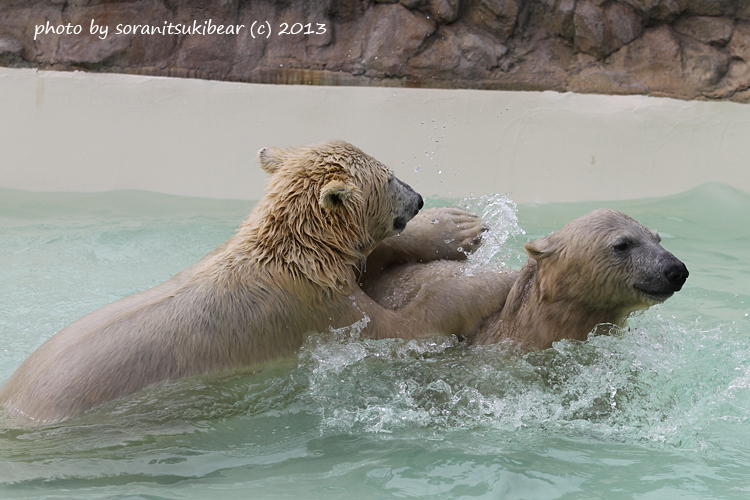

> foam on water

[
  {"left": 291, "top": 314, "right": 750, "bottom": 454},
  {"left": 1, "top": 185, "right": 750, "bottom": 498},
  {"left": 455, "top": 193, "right": 526, "bottom": 269}
]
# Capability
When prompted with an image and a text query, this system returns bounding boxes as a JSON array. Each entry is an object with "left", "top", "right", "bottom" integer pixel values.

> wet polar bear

[
  {"left": 0, "top": 140, "right": 508, "bottom": 425},
  {"left": 364, "top": 209, "right": 689, "bottom": 350}
]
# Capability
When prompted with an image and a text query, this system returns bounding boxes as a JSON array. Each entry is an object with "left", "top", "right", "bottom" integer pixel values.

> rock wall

[{"left": 1, "top": 0, "right": 750, "bottom": 102}]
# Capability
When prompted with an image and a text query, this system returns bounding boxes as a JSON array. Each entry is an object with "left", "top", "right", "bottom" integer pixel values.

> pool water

[{"left": 1, "top": 184, "right": 749, "bottom": 499}]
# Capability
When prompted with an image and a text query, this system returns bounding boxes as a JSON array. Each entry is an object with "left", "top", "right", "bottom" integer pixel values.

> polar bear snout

[
  {"left": 664, "top": 257, "right": 689, "bottom": 291},
  {"left": 633, "top": 249, "right": 689, "bottom": 302},
  {"left": 391, "top": 176, "right": 423, "bottom": 232},
  {"left": 398, "top": 176, "right": 424, "bottom": 214},
  {"left": 651, "top": 250, "right": 689, "bottom": 295}
]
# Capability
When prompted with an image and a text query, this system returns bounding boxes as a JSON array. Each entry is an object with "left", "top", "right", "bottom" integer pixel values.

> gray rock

[
  {"left": 673, "top": 16, "right": 734, "bottom": 47},
  {"left": 362, "top": 4, "right": 436, "bottom": 77},
  {"left": 2, "top": 0, "right": 749, "bottom": 101},
  {"left": 574, "top": 0, "right": 642, "bottom": 58}
]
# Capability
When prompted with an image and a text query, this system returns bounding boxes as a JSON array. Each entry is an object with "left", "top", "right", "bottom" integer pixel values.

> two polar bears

[
  {"left": 0, "top": 140, "right": 505, "bottom": 424},
  {"left": 0, "top": 140, "right": 688, "bottom": 425}
]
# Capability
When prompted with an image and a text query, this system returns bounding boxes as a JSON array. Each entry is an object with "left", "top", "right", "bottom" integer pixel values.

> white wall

[{"left": 1, "top": 67, "right": 748, "bottom": 203}]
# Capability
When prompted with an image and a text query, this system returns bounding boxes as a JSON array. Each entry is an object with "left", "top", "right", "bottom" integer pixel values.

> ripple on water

[
  {"left": 293, "top": 313, "right": 750, "bottom": 457},
  {"left": 2, "top": 186, "right": 750, "bottom": 498}
]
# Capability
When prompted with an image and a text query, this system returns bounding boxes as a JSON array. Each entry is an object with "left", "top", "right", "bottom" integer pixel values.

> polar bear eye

[{"left": 613, "top": 238, "right": 631, "bottom": 253}]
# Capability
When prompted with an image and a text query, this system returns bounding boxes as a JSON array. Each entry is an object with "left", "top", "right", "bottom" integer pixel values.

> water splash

[
  {"left": 455, "top": 193, "right": 526, "bottom": 268},
  {"left": 298, "top": 331, "right": 462, "bottom": 433},
  {"left": 3, "top": 187, "right": 750, "bottom": 496},
  {"left": 293, "top": 313, "right": 750, "bottom": 456}
]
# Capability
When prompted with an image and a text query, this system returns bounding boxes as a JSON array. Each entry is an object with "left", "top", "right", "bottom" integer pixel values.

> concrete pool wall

[{"left": 1, "top": 67, "right": 748, "bottom": 204}]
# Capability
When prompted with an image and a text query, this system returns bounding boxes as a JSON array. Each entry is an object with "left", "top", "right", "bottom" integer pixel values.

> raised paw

[{"left": 397, "top": 207, "right": 487, "bottom": 261}]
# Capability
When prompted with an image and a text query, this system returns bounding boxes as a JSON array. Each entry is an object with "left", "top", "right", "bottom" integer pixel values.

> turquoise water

[{"left": 1, "top": 184, "right": 749, "bottom": 499}]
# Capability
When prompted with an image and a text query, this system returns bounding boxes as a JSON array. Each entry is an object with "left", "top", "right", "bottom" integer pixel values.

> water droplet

[
  {"left": 457, "top": 247, "right": 463, "bottom": 252},
  {"left": 414, "top": 167, "right": 420, "bottom": 173},
  {"left": 437, "top": 170, "right": 442, "bottom": 174}
]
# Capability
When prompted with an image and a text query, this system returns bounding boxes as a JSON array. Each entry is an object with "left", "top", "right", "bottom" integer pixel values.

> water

[{"left": 1, "top": 184, "right": 749, "bottom": 499}]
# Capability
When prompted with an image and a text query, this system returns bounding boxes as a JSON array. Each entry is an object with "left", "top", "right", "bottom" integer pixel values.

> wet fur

[
  {"left": 0, "top": 141, "right": 506, "bottom": 425},
  {"left": 365, "top": 209, "right": 689, "bottom": 351}
]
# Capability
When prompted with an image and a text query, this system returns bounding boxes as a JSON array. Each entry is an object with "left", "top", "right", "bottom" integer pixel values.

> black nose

[
  {"left": 665, "top": 261, "right": 689, "bottom": 291},
  {"left": 417, "top": 194, "right": 424, "bottom": 211}
]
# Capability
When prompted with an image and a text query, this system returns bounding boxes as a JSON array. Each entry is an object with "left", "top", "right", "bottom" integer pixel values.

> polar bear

[
  {"left": 0, "top": 140, "right": 508, "bottom": 425},
  {"left": 364, "top": 209, "right": 689, "bottom": 350}
]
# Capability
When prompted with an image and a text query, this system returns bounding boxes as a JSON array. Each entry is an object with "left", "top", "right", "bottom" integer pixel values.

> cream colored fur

[
  {"left": 0, "top": 140, "right": 507, "bottom": 425},
  {"left": 365, "top": 209, "right": 688, "bottom": 351}
]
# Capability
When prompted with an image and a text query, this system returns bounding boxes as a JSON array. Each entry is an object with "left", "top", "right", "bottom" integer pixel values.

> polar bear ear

[
  {"left": 320, "top": 179, "right": 353, "bottom": 211},
  {"left": 257, "top": 147, "right": 285, "bottom": 174},
  {"left": 524, "top": 236, "right": 557, "bottom": 261}
]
